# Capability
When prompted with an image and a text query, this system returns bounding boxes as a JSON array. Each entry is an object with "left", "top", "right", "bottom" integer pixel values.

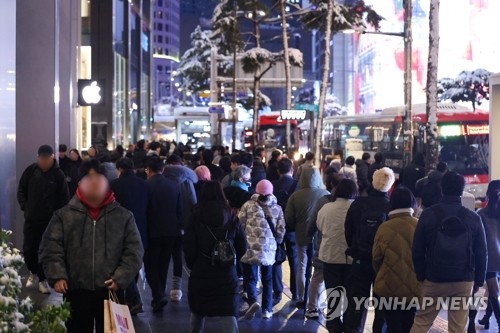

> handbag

[
  {"left": 264, "top": 214, "right": 287, "bottom": 265},
  {"left": 104, "top": 290, "right": 136, "bottom": 333}
]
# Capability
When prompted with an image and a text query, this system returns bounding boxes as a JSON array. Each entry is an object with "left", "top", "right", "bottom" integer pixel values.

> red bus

[{"left": 322, "top": 103, "right": 489, "bottom": 200}]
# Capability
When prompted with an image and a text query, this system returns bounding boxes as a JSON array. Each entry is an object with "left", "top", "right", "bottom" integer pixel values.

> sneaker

[
  {"left": 170, "top": 290, "right": 182, "bottom": 302},
  {"left": 305, "top": 309, "right": 320, "bottom": 319},
  {"left": 38, "top": 280, "right": 51, "bottom": 294},
  {"left": 244, "top": 302, "right": 261, "bottom": 320},
  {"left": 26, "top": 273, "right": 37, "bottom": 288},
  {"left": 262, "top": 310, "right": 273, "bottom": 319}
]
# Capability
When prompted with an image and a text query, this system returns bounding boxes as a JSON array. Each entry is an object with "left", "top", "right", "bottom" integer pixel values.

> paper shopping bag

[{"left": 104, "top": 291, "right": 136, "bottom": 333}]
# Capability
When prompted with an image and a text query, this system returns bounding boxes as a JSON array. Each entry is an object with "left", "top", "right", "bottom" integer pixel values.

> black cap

[{"left": 38, "top": 145, "right": 54, "bottom": 156}]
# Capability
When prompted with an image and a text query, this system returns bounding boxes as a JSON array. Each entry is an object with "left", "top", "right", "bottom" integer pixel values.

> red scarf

[{"left": 76, "top": 188, "right": 115, "bottom": 220}]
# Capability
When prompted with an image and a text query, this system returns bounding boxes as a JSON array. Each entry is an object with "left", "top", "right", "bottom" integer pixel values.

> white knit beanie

[{"left": 372, "top": 167, "right": 395, "bottom": 193}]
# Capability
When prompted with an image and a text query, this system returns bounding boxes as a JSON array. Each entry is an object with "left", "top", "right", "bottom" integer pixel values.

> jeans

[
  {"left": 243, "top": 263, "right": 273, "bottom": 312},
  {"left": 65, "top": 289, "right": 124, "bottom": 333},
  {"left": 343, "top": 260, "right": 386, "bottom": 333},
  {"left": 189, "top": 313, "right": 239, "bottom": 333},
  {"left": 307, "top": 259, "right": 325, "bottom": 311},
  {"left": 323, "top": 263, "right": 351, "bottom": 332},
  {"left": 144, "top": 236, "right": 178, "bottom": 302},
  {"left": 23, "top": 222, "right": 49, "bottom": 281},
  {"left": 273, "top": 231, "right": 299, "bottom": 298},
  {"left": 297, "top": 243, "right": 314, "bottom": 302}
]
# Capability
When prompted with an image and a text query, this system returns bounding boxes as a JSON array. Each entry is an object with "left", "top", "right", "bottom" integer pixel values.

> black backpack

[
  {"left": 202, "top": 225, "right": 237, "bottom": 269},
  {"left": 430, "top": 206, "right": 473, "bottom": 280},
  {"left": 275, "top": 180, "right": 298, "bottom": 211},
  {"left": 354, "top": 199, "right": 387, "bottom": 260}
]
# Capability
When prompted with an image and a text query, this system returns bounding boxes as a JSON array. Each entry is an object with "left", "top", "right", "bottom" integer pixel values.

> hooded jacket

[
  {"left": 17, "top": 161, "right": 69, "bottom": 223},
  {"left": 163, "top": 165, "right": 198, "bottom": 227},
  {"left": 40, "top": 195, "right": 144, "bottom": 291},
  {"left": 239, "top": 194, "right": 285, "bottom": 266},
  {"left": 372, "top": 209, "right": 420, "bottom": 300},
  {"left": 285, "top": 168, "right": 329, "bottom": 247}
]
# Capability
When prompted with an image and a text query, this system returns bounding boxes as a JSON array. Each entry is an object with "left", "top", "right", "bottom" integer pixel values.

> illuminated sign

[
  {"left": 78, "top": 79, "right": 104, "bottom": 106},
  {"left": 439, "top": 125, "right": 463, "bottom": 137},
  {"left": 465, "top": 125, "right": 489, "bottom": 135},
  {"left": 281, "top": 109, "right": 306, "bottom": 120}
]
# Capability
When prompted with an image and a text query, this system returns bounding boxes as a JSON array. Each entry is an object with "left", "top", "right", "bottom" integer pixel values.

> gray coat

[
  {"left": 285, "top": 168, "right": 329, "bottom": 247},
  {"left": 40, "top": 196, "right": 144, "bottom": 291}
]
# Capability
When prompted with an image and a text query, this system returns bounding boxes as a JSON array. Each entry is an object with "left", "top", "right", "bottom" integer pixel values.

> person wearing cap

[
  {"left": 40, "top": 159, "right": 143, "bottom": 333},
  {"left": 238, "top": 179, "right": 285, "bottom": 320},
  {"left": 17, "top": 144, "right": 70, "bottom": 294},
  {"left": 343, "top": 167, "right": 395, "bottom": 333}
]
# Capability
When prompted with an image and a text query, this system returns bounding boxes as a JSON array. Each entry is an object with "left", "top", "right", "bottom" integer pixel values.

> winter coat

[
  {"left": 110, "top": 170, "right": 151, "bottom": 249},
  {"left": 355, "top": 160, "right": 370, "bottom": 192},
  {"left": 147, "top": 174, "right": 183, "bottom": 238},
  {"left": 205, "top": 163, "right": 225, "bottom": 181},
  {"left": 251, "top": 158, "right": 267, "bottom": 187},
  {"left": 478, "top": 207, "right": 500, "bottom": 272},
  {"left": 102, "top": 162, "right": 118, "bottom": 182},
  {"left": 345, "top": 190, "right": 391, "bottom": 260},
  {"left": 368, "top": 162, "right": 384, "bottom": 185},
  {"left": 316, "top": 198, "right": 354, "bottom": 264},
  {"left": 163, "top": 165, "right": 198, "bottom": 227},
  {"left": 413, "top": 196, "right": 487, "bottom": 286},
  {"left": 285, "top": 168, "right": 329, "bottom": 247},
  {"left": 239, "top": 194, "right": 285, "bottom": 266},
  {"left": 66, "top": 160, "right": 82, "bottom": 197},
  {"left": 132, "top": 149, "right": 148, "bottom": 169},
  {"left": 17, "top": 162, "right": 70, "bottom": 223},
  {"left": 40, "top": 196, "right": 144, "bottom": 291},
  {"left": 184, "top": 201, "right": 246, "bottom": 317},
  {"left": 338, "top": 165, "right": 358, "bottom": 184},
  {"left": 294, "top": 160, "right": 314, "bottom": 181},
  {"left": 414, "top": 170, "right": 444, "bottom": 198},
  {"left": 272, "top": 175, "right": 298, "bottom": 211},
  {"left": 399, "top": 162, "right": 426, "bottom": 196},
  {"left": 266, "top": 158, "right": 280, "bottom": 182},
  {"left": 224, "top": 183, "right": 252, "bottom": 210},
  {"left": 372, "top": 209, "right": 420, "bottom": 300}
]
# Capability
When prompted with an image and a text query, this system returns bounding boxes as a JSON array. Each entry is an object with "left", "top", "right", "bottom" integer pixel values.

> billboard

[{"left": 357, "top": 0, "right": 500, "bottom": 113}]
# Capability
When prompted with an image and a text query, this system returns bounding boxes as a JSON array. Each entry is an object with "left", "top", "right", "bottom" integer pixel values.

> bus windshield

[
  {"left": 258, "top": 126, "right": 295, "bottom": 151},
  {"left": 439, "top": 134, "right": 489, "bottom": 175}
]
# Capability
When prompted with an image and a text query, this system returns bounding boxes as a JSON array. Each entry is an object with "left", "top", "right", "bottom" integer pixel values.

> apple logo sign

[{"left": 78, "top": 79, "right": 104, "bottom": 106}]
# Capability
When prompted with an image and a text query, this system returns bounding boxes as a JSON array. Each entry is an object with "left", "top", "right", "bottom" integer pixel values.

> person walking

[
  {"left": 399, "top": 152, "right": 426, "bottom": 196},
  {"left": 239, "top": 180, "right": 286, "bottom": 320},
  {"left": 411, "top": 172, "right": 487, "bottom": 333},
  {"left": 40, "top": 159, "right": 143, "bottom": 333},
  {"left": 343, "top": 167, "right": 395, "bottom": 333},
  {"left": 339, "top": 156, "right": 358, "bottom": 184},
  {"left": 164, "top": 153, "right": 198, "bottom": 302},
  {"left": 316, "top": 179, "right": 358, "bottom": 331},
  {"left": 145, "top": 157, "right": 183, "bottom": 312},
  {"left": 367, "top": 153, "right": 385, "bottom": 186},
  {"left": 184, "top": 181, "right": 247, "bottom": 333},
  {"left": 223, "top": 165, "right": 253, "bottom": 211},
  {"left": 355, "top": 153, "right": 371, "bottom": 195},
  {"left": 473, "top": 180, "right": 500, "bottom": 331},
  {"left": 372, "top": 187, "right": 420, "bottom": 333},
  {"left": 194, "top": 165, "right": 211, "bottom": 199},
  {"left": 67, "top": 148, "right": 83, "bottom": 197},
  {"left": 110, "top": 157, "right": 151, "bottom": 314},
  {"left": 266, "top": 149, "right": 282, "bottom": 182},
  {"left": 294, "top": 152, "right": 315, "bottom": 181},
  {"left": 285, "top": 167, "right": 329, "bottom": 308},
  {"left": 17, "top": 144, "right": 70, "bottom": 294}
]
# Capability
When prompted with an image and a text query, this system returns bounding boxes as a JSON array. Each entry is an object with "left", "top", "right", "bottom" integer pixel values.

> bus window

[{"left": 439, "top": 134, "right": 489, "bottom": 175}]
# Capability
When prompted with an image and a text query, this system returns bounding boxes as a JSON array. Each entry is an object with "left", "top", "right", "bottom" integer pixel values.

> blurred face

[
  {"left": 70, "top": 150, "right": 79, "bottom": 161},
  {"left": 58, "top": 151, "right": 66, "bottom": 159},
  {"left": 240, "top": 172, "right": 251, "bottom": 185},
  {"left": 277, "top": 154, "right": 283, "bottom": 161},
  {"left": 230, "top": 162, "right": 239, "bottom": 171},
  {"left": 488, "top": 187, "right": 500, "bottom": 203},
  {"left": 79, "top": 169, "right": 108, "bottom": 201},
  {"left": 88, "top": 147, "right": 96, "bottom": 157},
  {"left": 37, "top": 154, "right": 54, "bottom": 171}
]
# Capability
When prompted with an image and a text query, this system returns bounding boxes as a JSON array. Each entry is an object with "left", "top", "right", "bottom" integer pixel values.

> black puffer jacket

[
  {"left": 184, "top": 201, "right": 246, "bottom": 317},
  {"left": 40, "top": 196, "right": 144, "bottom": 291},
  {"left": 17, "top": 162, "right": 69, "bottom": 223}
]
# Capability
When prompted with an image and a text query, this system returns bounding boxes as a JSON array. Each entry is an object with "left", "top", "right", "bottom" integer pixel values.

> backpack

[
  {"left": 202, "top": 225, "right": 237, "bottom": 269},
  {"left": 353, "top": 198, "right": 387, "bottom": 260},
  {"left": 275, "top": 180, "right": 298, "bottom": 210},
  {"left": 430, "top": 206, "right": 473, "bottom": 280}
]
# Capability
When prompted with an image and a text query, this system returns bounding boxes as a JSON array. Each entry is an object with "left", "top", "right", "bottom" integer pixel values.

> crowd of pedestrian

[{"left": 17, "top": 142, "right": 498, "bottom": 333}]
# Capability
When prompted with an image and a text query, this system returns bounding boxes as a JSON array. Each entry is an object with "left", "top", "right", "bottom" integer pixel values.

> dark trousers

[
  {"left": 384, "top": 309, "right": 415, "bottom": 333},
  {"left": 323, "top": 263, "right": 351, "bottom": 333},
  {"left": 125, "top": 274, "right": 141, "bottom": 306},
  {"left": 65, "top": 289, "right": 124, "bottom": 333},
  {"left": 243, "top": 263, "right": 273, "bottom": 312},
  {"left": 23, "top": 222, "right": 49, "bottom": 281},
  {"left": 172, "top": 235, "right": 183, "bottom": 278},
  {"left": 344, "top": 260, "right": 386, "bottom": 333},
  {"left": 272, "top": 231, "right": 298, "bottom": 298},
  {"left": 144, "top": 236, "right": 177, "bottom": 302}
]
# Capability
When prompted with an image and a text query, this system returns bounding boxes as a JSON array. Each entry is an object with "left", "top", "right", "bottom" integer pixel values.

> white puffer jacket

[{"left": 238, "top": 194, "right": 285, "bottom": 266}]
